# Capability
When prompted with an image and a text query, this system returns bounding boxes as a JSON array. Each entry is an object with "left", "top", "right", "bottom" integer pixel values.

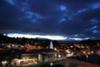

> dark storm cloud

[{"left": 0, "top": 0, "right": 100, "bottom": 39}]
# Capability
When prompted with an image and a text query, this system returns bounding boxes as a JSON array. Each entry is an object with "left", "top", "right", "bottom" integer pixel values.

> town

[{"left": 0, "top": 34, "right": 100, "bottom": 67}]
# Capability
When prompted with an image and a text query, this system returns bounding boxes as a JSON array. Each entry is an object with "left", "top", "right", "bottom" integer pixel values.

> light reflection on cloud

[
  {"left": 90, "top": 3, "right": 100, "bottom": 9},
  {"left": 5, "top": 33, "right": 93, "bottom": 41},
  {"left": 59, "top": 5, "right": 68, "bottom": 11},
  {"left": 5, "top": 0, "right": 16, "bottom": 5},
  {"left": 6, "top": 33, "right": 67, "bottom": 40},
  {"left": 5, "top": 0, "right": 44, "bottom": 23}
]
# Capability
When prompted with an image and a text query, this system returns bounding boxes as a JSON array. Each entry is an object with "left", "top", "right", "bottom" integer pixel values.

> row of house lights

[{"left": 0, "top": 41, "right": 100, "bottom": 57}]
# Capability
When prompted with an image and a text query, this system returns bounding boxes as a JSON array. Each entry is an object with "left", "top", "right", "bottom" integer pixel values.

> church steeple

[{"left": 50, "top": 41, "right": 53, "bottom": 49}]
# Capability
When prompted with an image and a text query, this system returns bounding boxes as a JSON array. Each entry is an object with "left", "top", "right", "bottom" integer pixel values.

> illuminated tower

[
  {"left": 38, "top": 54, "right": 42, "bottom": 62},
  {"left": 50, "top": 41, "right": 53, "bottom": 49}
]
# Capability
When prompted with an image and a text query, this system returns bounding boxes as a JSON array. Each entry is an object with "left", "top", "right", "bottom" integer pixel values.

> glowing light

[
  {"left": 1, "top": 60, "right": 8, "bottom": 66},
  {"left": 66, "top": 52, "right": 74, "bottom": 57},
  {"left": 60, "top": 5, "right": 67, "bottom": 10},
  {"left": 50, "top": 62, "right": 53, "bottom": 66},
  {"left": 65, "top": 49, "right": 70, "bottom": 53},
  {"left": 68, "top": 37, "right": 90, "bottom": 41},
  {"left": 58, "top": 5, "right": 68, "bottom": 12},
  {"left": 6, "top": 33, "right": 67, "bottom": 40},
  {"left": 58, "top": 54, "right": 61, "bottom": 58},
  {"left": 72, "top": 38, "right": 83, "bottom": 41}
]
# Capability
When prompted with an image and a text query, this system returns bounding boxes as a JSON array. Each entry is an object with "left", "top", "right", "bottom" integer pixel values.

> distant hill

[
  {"left": 0, "top": 33, "right": 100, "bottom": 45},
  {"left": 0, "top": 34, "right": 7, "bottom": 38}
]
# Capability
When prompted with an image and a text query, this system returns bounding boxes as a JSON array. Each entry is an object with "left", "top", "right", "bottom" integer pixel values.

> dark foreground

[{"left": 29, "top": 59, "right": 100, "bottom": 67}]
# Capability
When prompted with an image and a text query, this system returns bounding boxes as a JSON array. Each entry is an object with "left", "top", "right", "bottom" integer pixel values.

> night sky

[{"left": 0, "top": 0, "right": 100, "bottom": 39}]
